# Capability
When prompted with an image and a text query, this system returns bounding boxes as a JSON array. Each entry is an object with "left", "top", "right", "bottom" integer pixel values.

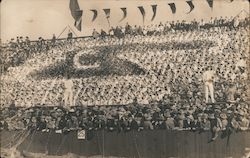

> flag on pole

[
  {"left": 138, "top": 6, "right": 146, "bottom": 24},
  {"left": 69, "top": 0, "right": 83, "bottom": 31},
  {"left": 119, "top": 8, "right": 127, "bottom": 22},
  {"left": 168, "top": 3, "right": 176, "bottom": 14},
  {"left": 186, "top": 1, "right": 195, "bottom": 14},
  {"left": 151, "top": 5, "right": 157, "bottom": 21},
  {"left": 90, "top": 9, "right": 98, "bottom": 22}
]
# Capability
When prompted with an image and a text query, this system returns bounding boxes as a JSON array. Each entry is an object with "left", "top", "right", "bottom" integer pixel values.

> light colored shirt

[
  {"left": 203, "top": 70, "right": 215, "bottom": 82},
  {"left": 64, "top": 79, "right": 73, "bottom": 92}
]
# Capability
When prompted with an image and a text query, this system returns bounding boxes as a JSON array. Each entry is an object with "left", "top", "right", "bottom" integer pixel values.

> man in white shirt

[
  {"left": 64, "top": 73, "right": 74, "bottom": 107},
  {"left": 203, "top": 67, "right": 216, "bottom": 103}
]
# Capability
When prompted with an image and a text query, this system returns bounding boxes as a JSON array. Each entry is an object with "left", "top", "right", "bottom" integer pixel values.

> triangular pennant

[
  {"left": 151, "top": 5, "right": 157, "bottom": 21},
  {"left": 119, "top": 8, "right": 127, "bottom": 22},
  {"left": 186, "top": 1, "right": 194, "bottom": 14},
  {"left": 103, "top": 9, "right": 111, "bottom": 19},
  {"left": 168, "top": 3, "right": 176, "bottom": 14},
  {"left": 103, "top": 9, "right": 111, "bottom": 26},
  {"left": 206, "top": 0, "right": 213, "bottom": 9},
  {"left": 138, "top": 6, "right": 146, "bottom": 23},
  {"left": 90, "top": 9, "right": 98, "bottom": 22}
]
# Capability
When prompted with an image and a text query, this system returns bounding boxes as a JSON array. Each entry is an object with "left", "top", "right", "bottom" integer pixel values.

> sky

[{"left": 1, "top": 0, "right": 249, "bottom": 42}]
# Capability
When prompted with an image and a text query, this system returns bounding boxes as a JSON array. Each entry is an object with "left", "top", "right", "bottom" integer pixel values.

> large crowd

[
  {"left": 0, "top": 17, "right": 249, "bottom": 140},
  {"left": 1, "top": 101, "right": 249, "bottom": 140}
]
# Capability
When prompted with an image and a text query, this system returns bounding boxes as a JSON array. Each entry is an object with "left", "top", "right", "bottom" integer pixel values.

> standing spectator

[
  {"left": 51, "top": 34, "right": 56, "bottom": 46},
  {"left": 67, "top": 30, "right": 73, "bottom": 40},
  {"left": 92, "top": 29, "right": 100, "bottom": 39},
  {"left": 203, "top": 67, "right": 216, "bottom": 103},
  {"left": 63, "top": 73, "right": 74, "bottom": 107}
]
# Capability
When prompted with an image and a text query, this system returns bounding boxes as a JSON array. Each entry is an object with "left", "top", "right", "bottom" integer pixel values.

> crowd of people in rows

[
  {"left": 1, "top": 16, "right": 249, "bottom": 70},
  {"left": 0, "top": 17, "right": 249, "bottom": 140},
  {"left": 1, "top": 101, "right": 249, "bottom": 140},
  {"left": 1, "top": 16, "right": 249, "bottom": 107},
  {"left": 92, "top": 16, "right": 249, "bottom": 39}
]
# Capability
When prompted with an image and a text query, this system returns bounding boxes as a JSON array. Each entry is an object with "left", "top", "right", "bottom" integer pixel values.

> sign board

[{"left": 77, "top": 130, "right": 86, "bottom": 140}]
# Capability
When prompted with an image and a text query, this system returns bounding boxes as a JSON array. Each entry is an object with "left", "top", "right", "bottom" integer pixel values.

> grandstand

[{"left": 0, "top": 14, "right": 250, "bottom": 158}]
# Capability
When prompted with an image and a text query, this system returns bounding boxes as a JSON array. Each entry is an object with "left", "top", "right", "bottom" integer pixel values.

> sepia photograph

[{"left": 0, "top": 0, "right": 250, "bottom": 157}]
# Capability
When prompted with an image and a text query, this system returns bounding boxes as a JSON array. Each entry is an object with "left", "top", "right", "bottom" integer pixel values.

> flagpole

[{"left": 57, "top": 26, "right": 68, "bottom": 39}]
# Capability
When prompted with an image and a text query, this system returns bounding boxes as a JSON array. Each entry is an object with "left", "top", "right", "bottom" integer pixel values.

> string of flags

[{"left": 69, "top": 0, "right": 235, "bottom": 31}]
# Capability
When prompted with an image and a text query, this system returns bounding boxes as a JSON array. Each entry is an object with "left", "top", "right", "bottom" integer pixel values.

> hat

[
  {"left": 221, "top": 108, "right": 227, "bottom": 113},
  {"left": 187, "top": 114, "right": 194, "bottom": 120},
  {"left": 197, "top": 113, "right": 203, "bottom": 118},
  {"left": 178, "top": 113, "right": 185, "bottom": 120},
  {"left": 202, "top": 113, "right": 208, "bottom": 119},
  {"left": 69, "top": 108, "right": 75, "bottom": 112},
  {"left": 214, "top": 109, "right": 221, "bottom": 114},
  {"left": 214, "top": 104, "right": 221, "bottom": 110},
  {"left": 238, "top": 110, "right": 245, "bottom": 116},
  {"left": 208, "top": 113, "right": 215, "bottom": 119},
  {"left": 164, "top": 112, "right": 171, "bottom": 118},
  {"left": 220, "top": 113, "right": 227, "bottom": 119}
]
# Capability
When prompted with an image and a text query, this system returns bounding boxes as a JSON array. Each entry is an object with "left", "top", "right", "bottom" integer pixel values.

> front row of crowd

[{"left": 1, "top": 101, "right": 249, "bottom": 140}]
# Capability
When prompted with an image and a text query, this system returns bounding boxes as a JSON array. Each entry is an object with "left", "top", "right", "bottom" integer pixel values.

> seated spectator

[
  {"left": 220, "top": 113, "right": 228, "bottom": 130},
  {"left": 209, "top": 113, "right": 222, "bottom": 141},
  {"left": 200, "top": 113, "right": 210, "bottom": 131},
  {"left": 238, "top": 110, "right": 249, "bottom": 131},
  {"left": 164, "top": 112, "right": 175, "bottom": 130},
  {"left": 143, "top": 113, "right": 153, "bottom": 130}
]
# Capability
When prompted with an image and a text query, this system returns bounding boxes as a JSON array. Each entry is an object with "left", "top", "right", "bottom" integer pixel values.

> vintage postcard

[{"left": 0, "top": 0, "right": 249, "bottom": 157}]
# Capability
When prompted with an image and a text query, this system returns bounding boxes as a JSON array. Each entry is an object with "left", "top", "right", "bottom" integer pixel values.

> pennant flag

[
  {"left": 69, "top": 0, "right": 83, "bottom": 31},
  {"left": 151, "top": 5, "right": 157, "bottom": 21},
  {"left": 103, "top": 9, "right": 111, "bottom": 26},
  {"left": 74, "top": 10, "right": 83, "bottom": 31},
  {"left": 103, "top": 9, "right": 111, "bottom": 18},
  {"left": 186, "top": 1, "right": 194, "bottom": 14},
  {"left": 90, "top": 9, "right": 98, "bottom": 22},
  {"left": 138, "top": 6, "right": 146, "bottom": 23},
  {"left": 206, "top": 0, "right": 213, "bottom": 9},
  {"left": 119, "top": 8, "right": 127, "bottom": 22},
  {"left": 168, "top": 3, "right": 176, "bottom": 14},
  {"left": 230, "top": 0, "right": 234, "bottom": 2}
]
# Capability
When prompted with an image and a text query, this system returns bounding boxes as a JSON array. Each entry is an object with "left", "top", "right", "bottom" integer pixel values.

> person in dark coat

[
  {"left": 37, "top": 116, "right": 47, "bottom": 131},
  {"left": 100, "top": 29, "right": 107, "bottom": 39},
  {"left": 209, "top": 113, "right": 222, "bottom": 141}
]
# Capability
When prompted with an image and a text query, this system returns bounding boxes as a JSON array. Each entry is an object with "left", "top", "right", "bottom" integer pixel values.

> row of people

[{"left": 1, "top": 101, "right": 249, "bottom": 140}]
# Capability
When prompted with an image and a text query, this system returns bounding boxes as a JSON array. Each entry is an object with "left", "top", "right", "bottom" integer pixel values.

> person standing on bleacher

[{"left": 203, "top": 67, "right": 216, "bottom": 103}]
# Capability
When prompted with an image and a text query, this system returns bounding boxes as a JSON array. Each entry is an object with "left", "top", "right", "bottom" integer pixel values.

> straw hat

[
  {"left": 208, "top": 113, "right": 215, "bottom": 119},
  {"left": 178, "top": 113, "right": 185, "bottom": 120},
  {"left": 220, "top": 113, "right": 227, "bottom": 119},
  {"left": 238, "top": 110, "right": 245, "bottom": 116},
  {"left": 202, "top": 113, "right": 208, "bottom": 119},
  {"left": 164, "top": 112, "right": 171, "bottom": 118}
]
